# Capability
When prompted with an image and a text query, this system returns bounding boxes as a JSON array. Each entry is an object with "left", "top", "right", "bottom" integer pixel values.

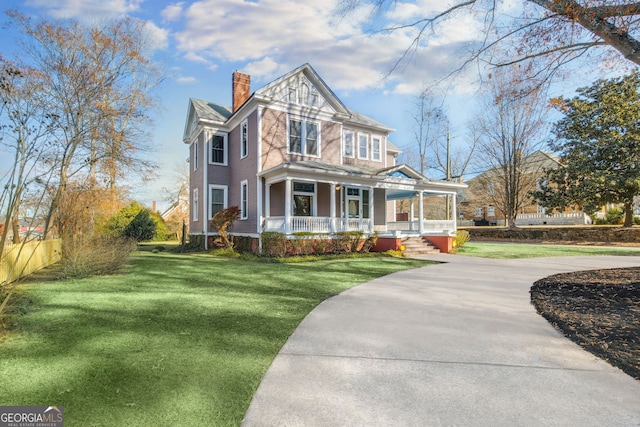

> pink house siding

[
  {"left": 229, "top": 109, "right": 259, "bottom": 234},
  {"left": 190, "top": 131, "right": 206, "bottom": 233}
]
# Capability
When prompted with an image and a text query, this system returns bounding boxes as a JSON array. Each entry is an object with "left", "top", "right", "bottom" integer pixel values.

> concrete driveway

[{"left": 242, "top": 255, "right": 640, "bottom": 427}]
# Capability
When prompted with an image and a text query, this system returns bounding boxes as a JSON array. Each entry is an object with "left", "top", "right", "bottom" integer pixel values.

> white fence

[
  {"left": 1, "top": 239, "right": 62, "bottom": 284},
  {"left": 515, "top": 212, "right": 592, "bottom": 226}
]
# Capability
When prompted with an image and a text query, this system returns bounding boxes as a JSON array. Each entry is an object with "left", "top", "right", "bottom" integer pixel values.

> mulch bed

[{"left": 530, "top": 267, "right": 640, "bottom": 380}]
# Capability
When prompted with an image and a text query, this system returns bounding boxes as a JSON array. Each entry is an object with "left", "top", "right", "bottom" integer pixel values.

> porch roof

[{"left": 259, "top": 161, "right": 467, "bottom": 194}]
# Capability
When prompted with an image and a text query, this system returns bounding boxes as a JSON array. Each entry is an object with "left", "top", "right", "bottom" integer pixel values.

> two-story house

[
  {"left": 461, "top": 150, "right": 592, "bottom": 226},
  {"left": 183, "top": 64, "right": 466, "bottom": 253}
]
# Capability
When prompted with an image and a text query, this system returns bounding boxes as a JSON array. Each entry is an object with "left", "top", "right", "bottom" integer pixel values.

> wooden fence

[{"left": 1, "top": 239, "right": 62, "bottom": 284}]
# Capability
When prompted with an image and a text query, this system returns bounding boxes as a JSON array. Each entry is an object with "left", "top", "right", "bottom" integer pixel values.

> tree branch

[{"left": 529, "top": 0, "right": 640, "bottom": 65}]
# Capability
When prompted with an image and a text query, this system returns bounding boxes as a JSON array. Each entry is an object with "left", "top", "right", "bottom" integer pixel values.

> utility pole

[{"left": 446, "top": 130, "right": 451, "bottom": 219}]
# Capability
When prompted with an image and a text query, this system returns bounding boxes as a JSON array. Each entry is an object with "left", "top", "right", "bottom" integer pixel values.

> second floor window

[
  {"left": 210, "top": 134, "right": 226, "bottom": 165},
  {"left": 241, "top": 120, "right": 248, "bottom": 158},
  {"left": 193, "top": 142, "right": 198, "bottom": 170},
  {"left": 343, "top": 130, "right": 354, "bottom": 158},
  {"left": 289, "top": 118, "right": 319, "bottom": 156},
  {"left": 358, "top": 134, "right": 369, "bottom": 159},
  {"left": 372, "top": 137, "right": 381, "bottom": 161}
]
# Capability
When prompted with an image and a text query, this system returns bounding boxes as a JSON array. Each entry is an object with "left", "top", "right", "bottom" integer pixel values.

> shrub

[
  {"left": 605, "top": 208, "right": 624, "bottom": 225},
  {"left": 103, "top": 202, "right": 157, "bottom": 242},
  {"left": 453, "top": 230, "right": 471, "bottom": 249},
  {"left": 261, "top": 232, "right": 287, "bottom": 257},
  {"left": 209, "top": 206, "right": 240, "bottom": 249},
  {"left": 59, "top": 235, "right": 136, "bottom": 279},
  {"left": 334, "top": 231, "right": 364, "bottom": 253}
]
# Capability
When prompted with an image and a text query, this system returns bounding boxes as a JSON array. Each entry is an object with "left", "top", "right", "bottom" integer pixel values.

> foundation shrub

[{"left": 261, "top": 232, "right": 288, "bottom": 257}]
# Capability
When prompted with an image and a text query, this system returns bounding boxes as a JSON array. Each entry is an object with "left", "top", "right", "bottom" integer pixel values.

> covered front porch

[{"left": 260, "top": 161, "right": 464, "bottom": 241}]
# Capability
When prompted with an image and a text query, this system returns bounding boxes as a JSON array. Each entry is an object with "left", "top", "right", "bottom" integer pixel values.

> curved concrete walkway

[{"left": 242, "top": 255, "right": 640, "bottom": 427}]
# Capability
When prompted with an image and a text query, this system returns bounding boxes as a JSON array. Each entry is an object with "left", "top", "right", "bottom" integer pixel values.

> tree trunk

[{"left": 623, "top": 202, "right": 635, "bottom": 227}]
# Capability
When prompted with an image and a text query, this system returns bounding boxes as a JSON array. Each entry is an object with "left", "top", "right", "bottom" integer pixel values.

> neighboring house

[
  {"left": 161, "top": 197, "right": 189, "bottom": 241},
  {"left": 461, "top": 150, "right": 591, "bottom": 226},
  {"left": 183, "top": 64, "right": 466, "bottom": 252}
]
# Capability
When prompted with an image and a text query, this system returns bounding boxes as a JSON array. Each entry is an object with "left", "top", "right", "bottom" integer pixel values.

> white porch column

[
  {"left": 418, "top": 191, "right": 425, "bottom": 235},
  {"left": 284, "top": 178, "right": 292, "bottom": 234},
  {"left": 265, "top": 183, "right": 271, "bottom": 227},
  {"left": 368, "top": 186, "right": 374, "bottom": 232},
  {"left": 330, "top": 183, "right": 337, "bottom": 234},
  {"left": 410, "top": 198, "right": 415, "bottom": 231},
  {"left": 451, "top": 192, "right": 457, "bottom": 233}
]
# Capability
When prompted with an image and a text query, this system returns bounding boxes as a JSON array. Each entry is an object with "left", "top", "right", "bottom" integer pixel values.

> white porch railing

[
  {"left": 387, "top": 220, "right": 455, "bottom": 234},
  {"left": 264, "top": 217, "right": 372, "bottom": 234}
]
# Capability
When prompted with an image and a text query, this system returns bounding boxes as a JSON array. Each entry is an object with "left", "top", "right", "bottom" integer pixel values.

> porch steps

[{"left": 401, "top": 237, "right": 440, "bottom": 256}]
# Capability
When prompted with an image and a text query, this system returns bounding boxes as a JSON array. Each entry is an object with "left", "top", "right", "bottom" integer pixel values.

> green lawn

[
  {"left": 457, "top": 242, "right": 640, "bottom": 259},
  {"left": 0, "top": 252, "right": 429, "bottom": 427}
]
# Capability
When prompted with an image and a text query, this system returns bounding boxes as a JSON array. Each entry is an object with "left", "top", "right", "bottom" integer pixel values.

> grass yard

[
  {"left": 457, "top": 242, "right": 640, "bottom": 259},
  {"left": 0, "top": 251, "right": 429, "bottom": 426}
]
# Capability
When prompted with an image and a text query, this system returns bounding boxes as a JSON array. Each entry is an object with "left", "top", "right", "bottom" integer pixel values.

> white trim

[
  {"left": 193, "top": 141, "right": 199, "bottom": 171},
  {"left": 257, "top": 106, "right": 263, "bottom": 234},
  {"left": 208, "top": 184, "right": 228, "bottom": 219},
  {"left": 358, "top": 133, "right": 369, "bottom": 160},
  {"left": 343, "top": 129, "right": 355, "bottom": 158},
  {"left": 286, "top": 115, "right": 321, "bottom": 158},
  {"left": 372, "top": 136, "right": 382, "bottom": 162},
  {"left": 240, "top": 180, "right": 249, "bottom": 220},
  {"left": 240, "top": 119, "right": 248, "bottom": 159},
  {"left": 192, "top": 188, "right": 199, "bottom": 222},
  {"left": 208, "top": 131, "right": 228, "bottom": 166},
  {"left": 292, "top": 180, "right": 317, "bottom": 217}
]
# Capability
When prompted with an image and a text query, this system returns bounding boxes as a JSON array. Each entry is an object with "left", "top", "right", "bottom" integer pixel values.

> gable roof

[
  {"left": 254, "top": 63, "right": 351, "bottom": 117},
  {"left": 184, "top": 63, "right": 396, "bottom": 142}
]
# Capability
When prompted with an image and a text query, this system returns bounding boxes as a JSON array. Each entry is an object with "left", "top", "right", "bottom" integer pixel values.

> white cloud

[
  {"left": 25, "top": 0, "right": 143, "bottom": 18},
  {"left": 177, "top": 76, "right": 198, "bottom": 84},
  {"left": 171, "top": 0, "right": 489, "bottom": 96},
  {"left": 161, "top": 2, "right": 184, "bottom": 22},
  {"left": 184, "top": 51, "right": 208, "bottom": 63},
  {"left": 143, "top": 21, "right": 169, "bottom": 51}
]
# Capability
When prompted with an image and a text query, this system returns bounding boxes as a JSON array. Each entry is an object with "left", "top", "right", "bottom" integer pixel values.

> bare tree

[
  {"left": 6, "top": 12, "right": 163, "bottom": 238},
  {"left": 339, "top": 1, "right": 640, "bottom": 79},
  {"left": 471, "top": 66, "right": 550, "bottom": 229},
  {"left": 0, "top": 61, "right": 57, "bottom": 252}
]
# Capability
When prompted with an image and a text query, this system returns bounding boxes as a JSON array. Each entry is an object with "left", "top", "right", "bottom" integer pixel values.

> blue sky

[{"left": 0, "top": 0, "right": 623, "bottom": 211}]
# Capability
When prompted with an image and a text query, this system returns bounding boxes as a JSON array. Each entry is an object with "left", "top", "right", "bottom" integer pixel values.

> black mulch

[{"left": 530, "top": 267, "right": 640, "bottom": 380}]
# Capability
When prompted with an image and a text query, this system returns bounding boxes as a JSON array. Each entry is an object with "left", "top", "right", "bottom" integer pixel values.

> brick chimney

[{"left": 232, "top": 71, "right": 251, "bottom": 113}]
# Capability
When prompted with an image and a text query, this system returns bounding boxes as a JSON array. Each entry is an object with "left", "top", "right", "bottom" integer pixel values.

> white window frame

[
  {"left": 240, "top": 180, "right": 248, "bottom": 220},
  {"left": 372, "top": 136, "right": 381, "bottom": 162},
  {"left": 358, "top": 133, "right": 369, "bottom": 160},
  {"left": 292, "top": 181, "right": 317, "bottom": 217},
  {"left": 343, "top": 130, "right": 355, "bottom": 158},
  {"left": 287, "top": 116, "right": 321, "bottom": 157},
  {"left": 208, "top": 185, "right": 228, "bottom": 219},
  {"left": 209, "top": 132, "right": 228, "bottom": 166},
  {"left": 192, "top": 188, "right": 199, "bottom": 221},
  {"left": 193, "top": 141, "right": 198, "bottom": 171},
  {"left": 240, "top": 120, "right": 248, "bottom": 159},
  {"left": 474, "top": 207, "right": 483, "bottom": 217},
  {"left": 487, "top": 206, "right": 496, "bottom": 217}
]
